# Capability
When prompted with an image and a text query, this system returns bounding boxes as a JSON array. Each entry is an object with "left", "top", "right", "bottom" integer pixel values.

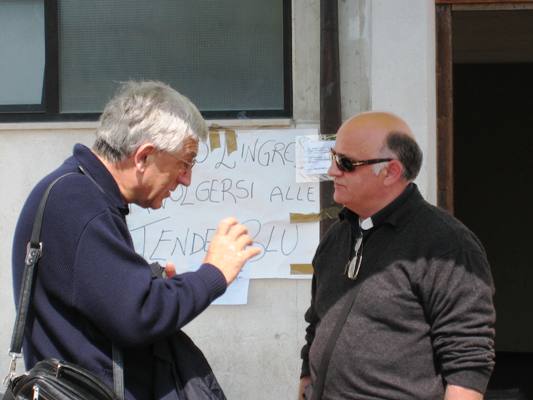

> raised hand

[{"left": 203, "top": 217, "right": 261, "bottom": 284}]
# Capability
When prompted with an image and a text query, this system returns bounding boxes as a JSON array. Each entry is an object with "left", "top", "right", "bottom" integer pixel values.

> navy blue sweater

[{"left": 12, "top": 144, "right": 227, "bottom": 399}]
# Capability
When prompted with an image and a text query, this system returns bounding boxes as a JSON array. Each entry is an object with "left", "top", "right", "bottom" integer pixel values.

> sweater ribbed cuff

[
  {"left": 196, "top": 263, "right": 227, "bottom": 300},
  {"left": 444, "top": 369, "right": 492, "bottom": 394}
]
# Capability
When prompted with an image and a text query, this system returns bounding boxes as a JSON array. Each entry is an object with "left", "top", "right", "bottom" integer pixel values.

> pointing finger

[
  {"left": 216, "top": 217, "right": 238, "bottom": 235},
  {"left": 228, "top": 223, "right": 249, "bottom": 240},
  {"left": 243, "top": 246, "right": 262, "bottom": 260},
  {"left": 235, "top": 234, "right": 254, "bottom": 251}
]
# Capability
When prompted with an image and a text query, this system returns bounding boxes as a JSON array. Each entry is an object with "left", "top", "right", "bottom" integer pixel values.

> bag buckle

[
  {"left": 3, "top": 352, "right": 20, "bottom": 387},
  {"left": 25, "top": 242, "right": 43, "bottom": 266}
]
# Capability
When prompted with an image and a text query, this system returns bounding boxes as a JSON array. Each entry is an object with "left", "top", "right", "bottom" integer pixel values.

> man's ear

[
  {"left": 134, "top": 143, "right": 156, "bottom": 172},
  {"left": 382, "top": 159, "right": 404, "bottom": 185}
]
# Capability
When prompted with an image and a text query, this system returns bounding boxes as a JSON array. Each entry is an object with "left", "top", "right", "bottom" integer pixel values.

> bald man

[{"left": 299, "top": 112, "right": 495, "bottom": 400}]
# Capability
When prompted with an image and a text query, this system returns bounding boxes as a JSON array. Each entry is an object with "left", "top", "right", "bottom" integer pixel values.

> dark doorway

[
  {"left": 451, "top": 8, "right": 533, "bottom": 399},
  {"left": 454, "top": 62, "right": 533, "bottom": 398}
]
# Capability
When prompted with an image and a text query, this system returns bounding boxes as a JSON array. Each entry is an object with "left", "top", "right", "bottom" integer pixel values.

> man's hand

[
  {"left": 298, "top": 376, "right": 311, "bottom": 400},
  {"left": 204, "top": 217, "right": 261, "bottom": 284}
]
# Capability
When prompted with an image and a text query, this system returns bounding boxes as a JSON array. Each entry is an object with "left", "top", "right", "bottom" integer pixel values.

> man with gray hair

[
  {"left": 299, "top": 111, "right": 495, "bottom": 399},
  {"left": 12, "top": 81, "right": 260, "bottom": 399}
]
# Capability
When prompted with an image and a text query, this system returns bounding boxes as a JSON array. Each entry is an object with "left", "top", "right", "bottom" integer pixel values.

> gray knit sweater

[{"left": 300, "top": 184, "right": 495, "bottom": 399}]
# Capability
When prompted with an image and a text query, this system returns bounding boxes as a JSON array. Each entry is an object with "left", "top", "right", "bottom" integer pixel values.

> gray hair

[
  {"left": 93, "top": 81, "right": 208, "bottom": 162},
  {"left": 374, "top": 132, "right": 423, "bottom": 180}
]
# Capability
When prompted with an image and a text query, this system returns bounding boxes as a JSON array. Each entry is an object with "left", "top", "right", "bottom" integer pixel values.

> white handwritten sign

[{"left": 126, "top": 129, "right": 319, "bottom": 281}]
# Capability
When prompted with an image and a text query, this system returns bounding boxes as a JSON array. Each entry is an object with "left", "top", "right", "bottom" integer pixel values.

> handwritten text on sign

[{"left": 126, "top": 130, "right": 319, "bottom": 279}]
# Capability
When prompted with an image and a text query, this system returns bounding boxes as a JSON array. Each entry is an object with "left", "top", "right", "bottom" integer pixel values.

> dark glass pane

[
  {"left": 0, "top": 0, "right": 45, "bottom": 106},
  {"left": 59, "top": 0, "right": 285, "bottom": 114}
]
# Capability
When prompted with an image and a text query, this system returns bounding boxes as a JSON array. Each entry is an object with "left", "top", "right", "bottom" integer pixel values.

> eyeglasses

[
  {"left": 330, "top": 148, "right": 392, "bottom": 173},
  {"left": 178, "top": 158, "right": 196, "bottom": 170},
  {"left": 162, "top": 151, "right": 197, "bottom": 171},
  {"left": 345, "top": 233, "right": 363, "bottom": 280}
]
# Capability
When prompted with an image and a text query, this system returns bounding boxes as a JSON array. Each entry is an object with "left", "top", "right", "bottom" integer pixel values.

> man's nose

[
  {"left": 328, "top": 160, "right": 342, "bottom": 177},
  {"left": 178, "top": 169, "right": 192, "bottom": 187}
]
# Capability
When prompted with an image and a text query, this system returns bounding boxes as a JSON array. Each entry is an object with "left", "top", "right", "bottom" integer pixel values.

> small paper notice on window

[{"left": 295, "top": 135, "right": 335, "bottom": 182}]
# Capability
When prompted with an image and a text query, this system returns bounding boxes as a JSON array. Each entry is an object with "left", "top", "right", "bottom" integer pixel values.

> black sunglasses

[{"left": 330, "top": 148, "right": 393, "bottom": 173}]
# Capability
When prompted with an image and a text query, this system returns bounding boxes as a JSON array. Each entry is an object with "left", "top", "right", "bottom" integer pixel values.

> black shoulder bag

[{"left": 3, "top": 173, "right": 124, "bottom": 400}]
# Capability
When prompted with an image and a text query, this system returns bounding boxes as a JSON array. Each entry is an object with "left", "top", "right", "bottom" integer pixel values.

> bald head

[
  {"left": 337, "top": 111, "right": 422, "bottom": 180},
  {"left": 329, "top": 111, "right": 422, "bottom": 217},
  {"left": 339, "top": 111, "right": 413, "bottom": 145}
]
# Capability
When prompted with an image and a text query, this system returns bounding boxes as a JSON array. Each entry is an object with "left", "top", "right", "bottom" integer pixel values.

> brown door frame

[
  {"left": 436, "top": 4, "right": 454, "bottom": 213},
  {"left": 435, "top": 0, "right": 533, "bottom": 213},
  {"left": 319, "top": 0, "right": 342, "bottom": 238}
]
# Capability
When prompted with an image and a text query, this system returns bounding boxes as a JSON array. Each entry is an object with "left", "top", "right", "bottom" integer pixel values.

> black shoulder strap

[
  {"left": 9, "top": 172, "right": 77, "bottom": 354},
  {"left": 8, "top": 171, "right": 125, "bottom": 400},
  {"left": 311, "top": 225, "right": 398, "bottom": 400},
  {"left": 310, "top": 285, "right": 362, "bottom": 400}
]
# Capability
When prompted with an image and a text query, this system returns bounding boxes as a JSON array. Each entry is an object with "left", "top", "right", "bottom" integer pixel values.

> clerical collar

[
  {"left": 359, "top": 216, "right": 374, "bottom": 231},
  {"left": 338, "top": 183, "right": 416, "bottom": 232}
]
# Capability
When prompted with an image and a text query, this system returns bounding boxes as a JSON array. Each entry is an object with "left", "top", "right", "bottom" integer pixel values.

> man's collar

[
  {"left": 371, "top": 183, "right": 416, "bottom": 228},
  {"left": 339, "top": 183, "right": 421, "bottom": 231},
  {"left": 73, "top": 144, "right": 129, "bottom": 215},
  {"left": 359, "top": 216, "right": 374, "bottom": 231}
]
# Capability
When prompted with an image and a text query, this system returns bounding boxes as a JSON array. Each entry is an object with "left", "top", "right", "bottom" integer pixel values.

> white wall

[
  {"left": 369, "top": 0, "right": 437, "bottom": 202},
  {"left": 0, "top": 1, "right": 435, "bottom": 398}
]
